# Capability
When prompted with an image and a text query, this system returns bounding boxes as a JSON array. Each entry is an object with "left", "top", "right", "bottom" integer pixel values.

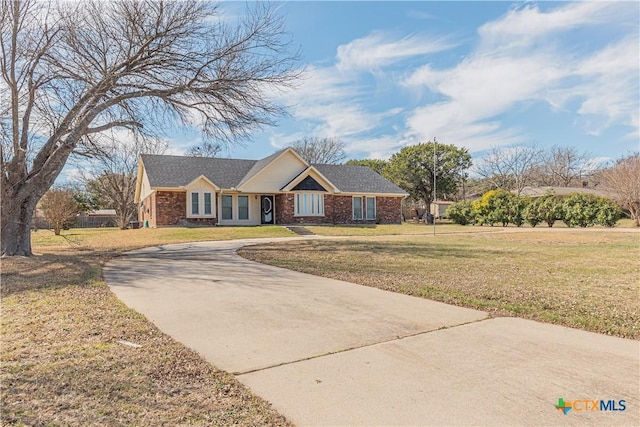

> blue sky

[
  {"left": 60, "top": 0, "right": 638, "bottom": 185},
  {"left": 178, "top": 0, "right": 637, "bottom": 166}
]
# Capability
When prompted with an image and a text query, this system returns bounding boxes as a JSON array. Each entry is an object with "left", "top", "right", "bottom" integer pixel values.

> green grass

[
  {"left": 304, "top": 222, "right": 496, "bottom": 236},
  {"left": 302, "top": 217, "right": 637, "bottom": 236},
  {"left": 2, "top": 227, "right": 295, "bottom": 426},
  {"left": 239, "top": 229, "right": 640, "bottom": 339},
  {"left": 30, "top": 225, "right": 293, "bottom": 251}
]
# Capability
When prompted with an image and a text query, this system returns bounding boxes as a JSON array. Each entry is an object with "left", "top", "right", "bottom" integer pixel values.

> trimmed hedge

[{"left": 446, "top": 191, "right": 620, "bottom": 227}]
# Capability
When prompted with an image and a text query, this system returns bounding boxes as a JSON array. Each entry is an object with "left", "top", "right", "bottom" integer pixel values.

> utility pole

[{"left": 433, "top": 137, "right": 437, "bottom": 236}]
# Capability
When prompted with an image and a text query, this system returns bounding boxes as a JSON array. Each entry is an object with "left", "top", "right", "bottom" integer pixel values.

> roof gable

[
  {"left": 291, "top": 176, "right": 327, "bottom": 192},
  {"left": 185, "top": 175, "right": 219, "bottom": 191},
  {"left": 237, "top": 149, "right": 285, "bottom": 187},
  {"left": 237, "top": 148, "right": 308, "bottom": 192},
  {"left": 280, "top": 165, "right": 338, "bottom": 193}
]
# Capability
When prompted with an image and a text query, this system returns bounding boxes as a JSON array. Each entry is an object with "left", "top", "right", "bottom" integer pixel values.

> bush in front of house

[
  {"left": 509, "top": 196, "right": 528, "bottom": 227},
  {"left": 450, "top": 190, "right": 620, "bottom": 228},
  {"left": 525, "top": 192, "right": 563, "bottom": 227},
  {"left": 472, "top": 189, "right": 498, "bottom": 226},
  {"left": 562, "top": 193, "right": 620, "bottom": 227},
  {"left": 595, "top": 198, "right": 622, "bottom": 227},
  {"left": 470, "top": 189, "right": 527, "bottom": 227},
  {"left": 445, "top": 201, "right": 476, "bottom": 225}
]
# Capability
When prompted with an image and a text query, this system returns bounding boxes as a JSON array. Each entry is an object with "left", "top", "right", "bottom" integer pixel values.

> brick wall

[
  {"left": 156, "top": 191, "right": 186, "bottom": 225},
  {"left": 276, "top": 194, "right": 403, "bottom": 225},
  {"left": 275, "top": 194, "right": 293, "bottom": 224},
  {"left": 376, "top": 196, "right": 403, "bottom": 224},
  {"left": 150, "top": 191, "right": 402, "bottom": 226},
  {"left": 155, "top": 191, "right": 219, "bottom": 226},
  {"left": 276, "top": 193, "right": 336, "bottom": 224},
  {"left": 183, "top": 217, "right": 219, "bottom": 226}
]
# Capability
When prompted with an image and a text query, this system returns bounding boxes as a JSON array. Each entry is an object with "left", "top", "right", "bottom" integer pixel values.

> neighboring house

[
  {"left": 430, "top": 201, "right": 455, "bottom": 219},
  {"left": 134, "top": 148, "right": 408, "bottom": 227},
  {"left": 32, "top": 208, "right": 117, "bottom": 229},
  {"left": 517, "top": 186, "right": 613, "bottom": 199},
  {"left": 77, "top": 209, "right": 117, "bottom": 228}
]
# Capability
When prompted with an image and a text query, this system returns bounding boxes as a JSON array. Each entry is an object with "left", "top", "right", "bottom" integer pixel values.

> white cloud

[
  {"left": 572, "top": 37, "right": 639, "bottom": 135},
  {"left": 266, "top": 2, "right": 637, "bottom": 160},
  {"left": 477, "top": 1, "right": 631, "bottom": 51},
  {"left": 582, "top": 156, "right": 612, "bottom": 173},
  {"left": 402, "top": 51, "right": 564, "bottom": 151},
  {"left": 273, "top": 63, "right": 405, "bottom": 154},
  {"left": 336, "top": 31, "right": 456, "bottom": 73},
  {"left": 268, "top": 131, "right": 306, "bottom": 149},
  {"left": 270, "top": 29, "right": 455, "bottom": 158},
  {"left": 406, "top": 10, "right": 437, "bottom": 21},
  {"left": 402, "top": 1, "right": 639, "bottom": 152},
  {"left": 343, "top": 134, "right": 407, "bottom": 160}
]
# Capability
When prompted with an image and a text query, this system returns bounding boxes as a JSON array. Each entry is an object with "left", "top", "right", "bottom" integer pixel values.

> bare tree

[
  {"left": 475, "top": 144, "right": 543, "bottom": 196},
  {"left": 80, "top": 136, "right": 167, "bottom": 230},
  {"left": 186, "top": 141, "right": 222, "bottom": 158},
  {"left": 1, "top": 0, "right": 300, "bottom": 255},
  {"left": 538, "top": 145, "right": 591, "bottom": 187},
  {"left": 599, "top": 153, "right": 640, "bottom": 227},
  {"left": 288, "top": 137, "right": 346, "bottom": 164},
  {"left": 40, "top": 188, "right": 81, "bottom": 235}
]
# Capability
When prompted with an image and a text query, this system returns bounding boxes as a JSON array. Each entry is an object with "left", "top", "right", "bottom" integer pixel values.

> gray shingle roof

[
  {"left": 140, "top": 153, "right": 407, "bottom": 195},
  {"left": 312, "top": 163, "right": 407, "bottom": 195},
  {"left": 140, "top": 154, "right": 257, "bottom": 189}
]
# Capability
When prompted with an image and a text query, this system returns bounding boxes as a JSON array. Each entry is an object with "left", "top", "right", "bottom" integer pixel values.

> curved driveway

[{"left": 105, "top": 237, "right": 639, "bottom": 426}]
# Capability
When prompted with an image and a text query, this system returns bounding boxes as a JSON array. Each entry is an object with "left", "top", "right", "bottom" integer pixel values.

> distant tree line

[{"left": 347, "top": 145, "right": 638, "bottom": 227}]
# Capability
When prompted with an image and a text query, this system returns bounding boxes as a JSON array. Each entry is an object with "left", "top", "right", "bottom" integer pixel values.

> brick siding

[
  {"left": 153, "top": 191, "right": 219, "bottom": 226},
  {"left": 376, "top": 196, "right": 403, "bottom": 224},
  {"left": 276, "top": 194, "right": 403, "bottom": 225},
  {"left": 155, "top": 191, "right": 187, "bottom": 225},
  {"left": 148, "top": 191, "right": 402, "bottom": 227}
]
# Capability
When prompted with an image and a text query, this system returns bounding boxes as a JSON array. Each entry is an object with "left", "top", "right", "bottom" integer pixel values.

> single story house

[
  {"left": 517, "top": 186, "right": 613, "bottom": 199},
  {"left": 77, "top": 209, "right": 117, "bottom": 228},
  {"left": 430, "top": 201, "right": 456, "bottom": 219},
  {"left": 134, "top": 148, "right": 408, "bottom": 227}
]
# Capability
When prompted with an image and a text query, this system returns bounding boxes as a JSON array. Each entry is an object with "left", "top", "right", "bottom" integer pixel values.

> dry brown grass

[
  {"left": 303, "top": 218, "right": 638, "bottom": 236},
  {"left": 239, "top": 229, "right": 640, "bottom": 339},
  {"left": 1, "top": 227, "right": 294, "bottom": 426}
]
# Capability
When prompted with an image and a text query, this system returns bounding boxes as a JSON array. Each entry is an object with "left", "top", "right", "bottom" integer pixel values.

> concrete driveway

[{"left": 105, "top": 238, "right": 639, "bottom": 426}]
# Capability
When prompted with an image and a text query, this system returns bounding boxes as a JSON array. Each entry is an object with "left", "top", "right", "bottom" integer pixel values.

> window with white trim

[
  {"left": 187, "top": 187, "right": 216, "bottom": 218},
  {"left": 366, "top": 197, "right": 376, "bottom": 220},
  {"left": 191, "top": 192, "right": 199, "bottom": 215},
  {"left": 204, "top": 192, "right": 212, "bottom": 215},
  {"left": 238, "top": 195, "right": 249, "bottom": 220},
  {"left": 221, "top": 195, "right": 233, "bottom": 220},
  {"left": 295, "top": 193, "right": 324, "bottom": 216},
  {"left": 353, "top": 196, "right": 363, "bottom": 220}
]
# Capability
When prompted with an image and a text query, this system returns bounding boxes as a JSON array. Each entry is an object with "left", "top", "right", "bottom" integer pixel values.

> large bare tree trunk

[{"left": 1, "top": 190, "right": 40, "bottom": 256}]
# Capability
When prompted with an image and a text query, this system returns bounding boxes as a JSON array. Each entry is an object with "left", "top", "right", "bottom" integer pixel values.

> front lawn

[
  {"left": 239, "top": 229, "right": 640, "bottom": 339},
  {"left": 303, "top": 218, "right": 638, "bottom": 236},
  {"left": 1, "top": 227, "right": 295, "bottom": 426}
]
